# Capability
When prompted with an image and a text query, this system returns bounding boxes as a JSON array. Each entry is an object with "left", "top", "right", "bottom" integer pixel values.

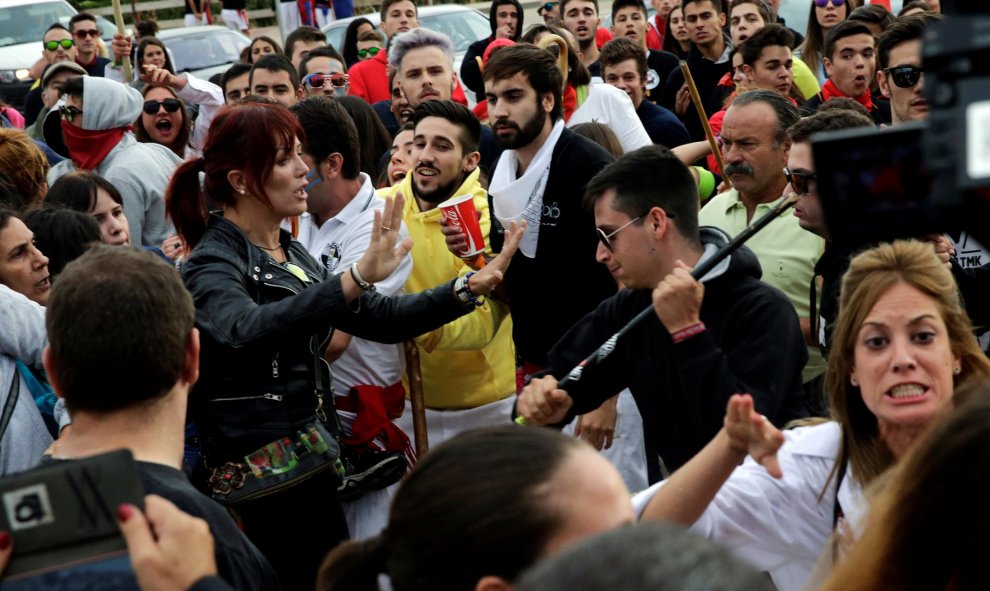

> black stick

[{"left": 557, "top": 194, "right": 799, "bottom": 391}]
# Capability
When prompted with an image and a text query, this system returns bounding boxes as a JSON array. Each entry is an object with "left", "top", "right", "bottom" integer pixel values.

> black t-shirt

[{"left": 645, "top": 50, "right": 678, "bottom": 104}]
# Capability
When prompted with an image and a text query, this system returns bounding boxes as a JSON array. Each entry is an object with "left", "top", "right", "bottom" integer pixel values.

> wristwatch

[
  {"left": 350, "top": 263, "right": 376, "bottom": 292},
  {"left": 454, "top": 272, "right": 484, "bottom": 307}
]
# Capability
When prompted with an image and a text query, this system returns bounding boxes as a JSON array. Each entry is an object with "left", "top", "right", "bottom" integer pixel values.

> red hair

[{"left": 166, "top": 102, "right": 305, "bottom": 248}]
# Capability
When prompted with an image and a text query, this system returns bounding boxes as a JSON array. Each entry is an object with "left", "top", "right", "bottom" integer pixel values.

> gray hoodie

[{"left": 46, "top": 77, "right": 182, "bottom": 247}]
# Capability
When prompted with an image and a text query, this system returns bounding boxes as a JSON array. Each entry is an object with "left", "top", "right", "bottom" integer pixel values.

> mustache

[
  {"left": 417, "top": 163, "right": 440, "bottom": 173},
  {"left": 724, "top": 162, "right": 754, "bottom": 177},
  {"left": 492, "top": 118, "right": 519, "bottom": 130}
]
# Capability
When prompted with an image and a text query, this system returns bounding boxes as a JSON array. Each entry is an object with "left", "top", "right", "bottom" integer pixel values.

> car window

[
  {"left": 0, "top": 1, "right": 75, "bottom": 47},
  {"left": 167, "top": 31, "right": 247, "bottom": 71},
  {"left": 421, "top": 11, "right": 491, "bottom": 53}
]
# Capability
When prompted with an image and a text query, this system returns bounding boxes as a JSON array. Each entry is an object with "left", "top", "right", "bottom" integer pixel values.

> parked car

[
  {"left": 0, "top": 0, "right": 117, "bottom": 110},
  {"left": 323, "top": 4, "right": 490, "bottom": 75},
  {"left": 157, "top": 25, "right": 250, "bottom": 81}
]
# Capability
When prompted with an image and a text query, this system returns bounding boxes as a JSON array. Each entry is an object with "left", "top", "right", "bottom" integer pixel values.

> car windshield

[
  {"left": 166, "top": 30, "right": 247, "bottom": 71},
  {"left": 0, "top": 2, "right": 76, "bottom": 47},
  {"left": 421, "top": 11, "right": 491, "bottom": 54}
]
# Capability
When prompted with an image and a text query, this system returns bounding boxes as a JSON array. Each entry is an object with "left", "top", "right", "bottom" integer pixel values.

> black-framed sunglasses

[
  {"left": 304, "top": 72, "right": 348, "bottom": 88},
  {"left": 58, "top": 104, "right": 82, "bottom": 123},
  {"left": 45, "top": 39, "right": 74, "bottom": 51},
  {"left": 784, "top": 168, "right": 817, "bottom": 195},
  {"left": 357, "top": 46, "right": 381, "bottom": 59},
  {"left": 883, "top": 65, "right": 923, "bottom": 89},
  {"left": 596, "top": 210, "right": 672, "bottom": 252},
  {"left": 142, "top": 98, "right": 182, "bottom": 115},
  {"left": 73, "top": 28, "right": 100, "bottom": 39}
]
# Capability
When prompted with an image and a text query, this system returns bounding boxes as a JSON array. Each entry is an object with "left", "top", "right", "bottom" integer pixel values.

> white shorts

[
  {"left": 221, "top": 8, "right": 250, "bottom": 31},
  {"left": 183, "top": 13, "right": 207, "bottom": 27},
  {"left": 278, "top": 1, "right": 301, "bottom": 37}
]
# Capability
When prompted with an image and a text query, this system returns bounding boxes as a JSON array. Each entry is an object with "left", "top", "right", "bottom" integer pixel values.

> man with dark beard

[{"left": 378, "top": 100, "right": 517, "bottom": 448}]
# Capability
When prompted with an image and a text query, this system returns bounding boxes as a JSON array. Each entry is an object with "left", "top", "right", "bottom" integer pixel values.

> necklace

[{"left": 254, "top": 243, "right": 282, "bottom": 252}]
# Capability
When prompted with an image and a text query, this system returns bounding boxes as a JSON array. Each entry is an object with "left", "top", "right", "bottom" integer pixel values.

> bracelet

[
  {"left": 350, "top": 263, "right": 376, "bottom": 292},
  {"left": 454, "top": 272, "right": 484, "bottom": 307},
  {"left": 671, "top": 322, "right": 705, "bottom": 343}
]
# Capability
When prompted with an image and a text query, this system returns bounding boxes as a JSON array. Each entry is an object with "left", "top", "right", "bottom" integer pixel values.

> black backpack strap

[{"left": 0, "top": 368, "right": 21, "bottom": 442}]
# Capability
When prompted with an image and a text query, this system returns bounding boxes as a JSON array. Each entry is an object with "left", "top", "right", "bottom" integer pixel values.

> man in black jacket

[
  {"left": 516, "top": 145, "right": 808, "bottom": 477},
  {"left": 461, "top": 0, "right": 524, "bottom": 103}
]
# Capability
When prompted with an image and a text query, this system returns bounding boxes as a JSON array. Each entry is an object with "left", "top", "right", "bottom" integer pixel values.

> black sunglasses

[
  {"left": 45, "top": 39, "right": 74, "bottom": 51},
  {"left": 883, "top": 65, "right": 923, "bottom": 89},
  {"left": 357, "top": 46, "right": 381, "bottom": 59},
  {"left": 143, "top": 98, "right": 182, "bottom": 115},
  {"left": 784, "top": 168, "right": 817, "bottom": 195}
]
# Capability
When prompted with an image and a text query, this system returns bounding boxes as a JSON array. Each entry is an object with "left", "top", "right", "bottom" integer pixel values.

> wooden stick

[
  {"left": 403, "top": 341, "right": 429, "bottom": 457},
  {"left": 111, "top": 0, "right": 133, "bottom": 83},
  {"left": 679, "top": 60, "right": 731, "bottom": 190}
]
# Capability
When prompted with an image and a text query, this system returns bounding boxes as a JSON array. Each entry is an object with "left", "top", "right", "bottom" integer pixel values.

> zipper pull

[
  {"left": 263, "top": 393, "right": 284, "bottom": 402},
  {"left": 272, "top": 358, "right": 279, "bottom": 378},
  {"left": 314, "top": 391, "right": 328, "bottom": 423}
]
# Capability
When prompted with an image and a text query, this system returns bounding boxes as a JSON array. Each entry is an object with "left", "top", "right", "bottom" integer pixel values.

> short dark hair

[
  {"left": 898, "top": 0, "right": 932, "bottom": 17},
  {"left": 729, "top": 0, "right": 771, "bottom": 24},
  {"left": 814, "top": 96, "right": 872, "bottom": 118},
  {"left": 284, "top": 25, "right": 326, "bottom": 62},
  {"left": 599, "top": 37, "right": 647, "bottom": 80},
  {"left": 135, "top": 19, "right": 159, "bottom": 38},
  {"left": 47, "top": 245, "right": 195, "bottom": 413},
  {"left": 570, "top": 122, "right": 623, "bottom": 158},
  {"left": 46, "top": 171, "right": 124, "bottom": 214},
  {"left": 220, "top": 62, "right": 253, "bottom": 97},
  {"left": 43, "top": 23, "right": 70, "bottom": 40},
  {"left": 610, "top": 0, "right": 647, "bottom": 22},
  {"left": 788, "top": 108, "right": 874, "bottom": 144},
  {"left": 877, "top": 12, "right": 940, "bottom": 70},
  {"left": 61, "top": 75, "right": 85, "bottom": 101},
  {"left": 823, "top": 20, "right": 874, "bottom": 62},
  {"left": 739, "top": 24, "right": 794, "bottom": 66},
  {"left": 848, "top": 4, "right": 895, "bottom": 31},
  {"left": 68, "top": 13, "right": 97, "bottom": 29},
  {"left": 358, "top": 29, "right": 385, "bottom": 44},
  {"left": 584, "top": 145, "right": 700, "bottom": 243},
  {"left": 560, "top": 0, "right": 599, "bottom": 17},
  {"left": 682, "top": 0, "right": 722, "bottom": 15},
  {"left": 22, "top": 207, "right": 100, "bottom": 279},
  {"left": 484, "top": 44, "right": 564, "bottom": 122},
  {"left": 412, "top": 100, "right": 481, "bottom": 155},
  {"left": 380, "top": 0, "right": 418, "bottom": 22},
  {"left": 730, "top": 89, "right": 799, "bottom": 145},
  {"left": 250, "top": 54, "right": 300, "bottom": 90},
  {"left": 291, "top": 96, "right": 361, "bottom": 179},
  {"left": 299, "top": 45, "right": 346, "bottom": 79}
]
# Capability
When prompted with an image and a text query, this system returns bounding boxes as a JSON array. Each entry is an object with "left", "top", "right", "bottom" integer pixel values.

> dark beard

[
  {"left": 493, "top": 106, "right": 547, "bottom": 150},
  {"left": 412, "top": 171, "right": 466, "bottom": 205}
]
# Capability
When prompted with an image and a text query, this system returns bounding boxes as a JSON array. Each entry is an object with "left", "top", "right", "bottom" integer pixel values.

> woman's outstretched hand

[
  {"left": 467, "top": 220, "right": 526, "bottom": 296},
  {"left": 355, "top": 194, "right": 414, "bottom": 284},
  {"left": 724, "top": 394, "right": 786, "bottom": 479}
]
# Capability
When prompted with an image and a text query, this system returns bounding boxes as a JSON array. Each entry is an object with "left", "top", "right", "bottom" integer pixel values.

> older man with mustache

[{"left": 698, "top": 90, "right": 827, "bottom": 413}]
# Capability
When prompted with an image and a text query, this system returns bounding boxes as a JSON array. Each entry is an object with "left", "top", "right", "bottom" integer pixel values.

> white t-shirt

[{"left": 567, "top": 83, "right": 653, "bottom": 153}]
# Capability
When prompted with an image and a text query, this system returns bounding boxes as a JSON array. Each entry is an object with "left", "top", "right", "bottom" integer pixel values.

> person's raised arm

[{"left": 642, "top": 394, "right": 784, "bottom": 525}]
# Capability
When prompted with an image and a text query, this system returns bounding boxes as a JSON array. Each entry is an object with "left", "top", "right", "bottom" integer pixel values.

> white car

[
  {"left": 776, "top": 0, "right": 907, "bottom": 41},
  {"left": 157, "top": 25, "right": 250, "bottom": 82},
  {"left": 0, "top": 0, "right": 117, "bottom": 110}
]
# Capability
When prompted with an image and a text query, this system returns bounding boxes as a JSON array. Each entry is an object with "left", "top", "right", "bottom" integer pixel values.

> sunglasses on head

[
  {"left": 45, "top": 39, "right": 74, "bottom": 51},
  {"left": 784, "top": 168, "right": 817, "bottom": 195},
  {"left": 883, "top": 65, "right": 923, "bottom": 89},
  {"left": 813, "top": 0, "right": 843, "bottom": 7},
  {"left": 357, "top": 46, "right": 381, "bottom": 58},
  {"left": 304, "top": 72, "right": 348, "bottom": 88},
  {"left": 73, "top": 28, "right": 100, "bottom": 39},
  {"left": 143, "top": 98, "right": 182, "bottom": 115},
  {"left": 58, "top": 104, "right": 82, "bottom": 123}
]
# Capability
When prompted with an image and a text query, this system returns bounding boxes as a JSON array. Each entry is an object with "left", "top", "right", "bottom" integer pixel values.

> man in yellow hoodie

[{"left": 380, "top": 100, "right": 516, "bottom": 446}]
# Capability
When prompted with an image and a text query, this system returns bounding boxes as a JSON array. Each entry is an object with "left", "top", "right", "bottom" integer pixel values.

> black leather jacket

[{"left": 183, "top": 214, "right": 472, "bottom": 461}]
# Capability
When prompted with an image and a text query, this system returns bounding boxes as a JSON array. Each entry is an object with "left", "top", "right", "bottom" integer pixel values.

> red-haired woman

[{"left": 166, "top": 101, "right": 521, "bottom": 590}]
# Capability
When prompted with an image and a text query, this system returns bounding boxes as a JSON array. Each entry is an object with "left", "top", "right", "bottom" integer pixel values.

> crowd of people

[{"left": 0, "top": 0, "right": 983, "bottom": 589}]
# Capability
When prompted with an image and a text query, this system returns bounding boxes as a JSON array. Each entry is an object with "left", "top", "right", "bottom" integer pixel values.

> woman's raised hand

[
  {"left": 724, "top": 394, "right": 786, "bottom": 479},
  {"left": 467, "top": 220, "right": 526, "bottom": 296},
  {"left": 355, "top": 194, "right": 414, "bottom": 284}
]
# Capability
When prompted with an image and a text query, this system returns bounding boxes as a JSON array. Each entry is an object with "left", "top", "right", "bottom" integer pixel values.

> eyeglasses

[
  {"left": 813, "top": 0, "right": 843, "bottom": 7},
  {"left": 143, "top": 98, "right": 182, "bottom": 115},
  {"left": 784, "top": 168, "right": 817, "bottom": 195},
  {"left": 73, "top": 28, "right": 100, "bottom": 39},
  {"left": 44, "top": 39, "right": 74, "bottom": 51},
  {"left": 303, "top": 72, "right": 348, "bottom": 88},
  {"left": 883, "top": 65, "right": 923, "bottom": 89},
  {"left": 357, "top": 46, "right": 381, "bottom": 59},
  {"left": 596, "top": 210, "right": 671, "bottom": 251},
  {"left": 58, "top": 104, "right": 83, "bottom": 123}
]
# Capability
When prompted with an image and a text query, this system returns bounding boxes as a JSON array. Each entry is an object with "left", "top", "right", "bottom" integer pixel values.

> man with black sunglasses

[
  {"left": 517, "top": 144, "right": 808, "bottom": 479},
  {"left": 68, "top": 13, "right": 110, "bottom": 78},
  {"left": 537, "top": 1, "right": 559, "bottom": 21},
  {"left": 877, "top": 12, "right": 939, "bottom": 126}
]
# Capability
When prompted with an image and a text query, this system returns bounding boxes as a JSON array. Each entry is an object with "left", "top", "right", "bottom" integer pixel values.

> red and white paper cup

[{"left": 439, "top": 194, "right": 485, "bottom": 257}]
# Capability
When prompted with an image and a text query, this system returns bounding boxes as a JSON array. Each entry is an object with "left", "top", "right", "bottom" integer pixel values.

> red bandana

[
  {"left": 60, "top": 121, "right": 128, "bottom": 171},
  {"left": 821, "top": 79, "right": 873, "bottom": 110}
]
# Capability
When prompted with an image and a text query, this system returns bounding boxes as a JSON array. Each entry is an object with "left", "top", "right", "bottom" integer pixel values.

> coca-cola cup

[{"left": 439, "top": 194, "right": 485, "bottom": 257}]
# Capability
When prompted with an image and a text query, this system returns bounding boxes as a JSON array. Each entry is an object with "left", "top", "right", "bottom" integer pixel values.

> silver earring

[
  {"left": 240, "top": 189, "right": 246, "bottom": 195},
  {"left": 850, "top": 377, "right": 858, "bottom": 387},
  {"left": 954, "top": 366, "right": 962, "bottom": 375}
]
